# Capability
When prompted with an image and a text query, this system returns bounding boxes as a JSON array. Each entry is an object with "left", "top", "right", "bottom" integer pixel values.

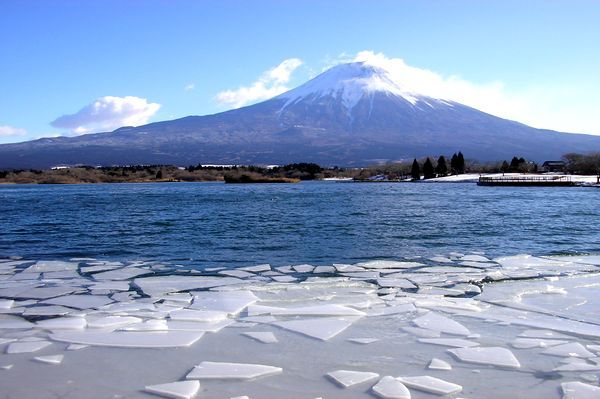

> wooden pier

[{"left": 477, "top": 175, "right": 576, "bottom": 187}]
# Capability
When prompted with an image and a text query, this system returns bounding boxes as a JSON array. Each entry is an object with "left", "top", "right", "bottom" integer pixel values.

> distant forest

[{"left": 0, "top": 152, "right": 598, "bottom": 184}]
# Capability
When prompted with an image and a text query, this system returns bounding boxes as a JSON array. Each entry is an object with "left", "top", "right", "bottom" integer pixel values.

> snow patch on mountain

[{"left": 277, "top": 62, "right": 450, "bottom": 113}]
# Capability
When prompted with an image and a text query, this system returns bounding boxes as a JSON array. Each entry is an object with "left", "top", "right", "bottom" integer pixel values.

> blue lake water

[{"left": 0, "top": 181, "right": 598, "bottom": 268}]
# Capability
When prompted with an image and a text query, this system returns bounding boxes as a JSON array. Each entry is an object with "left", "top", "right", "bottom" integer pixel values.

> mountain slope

[{"left": 1, "top": 62, "right": 599, "bottom": 168}]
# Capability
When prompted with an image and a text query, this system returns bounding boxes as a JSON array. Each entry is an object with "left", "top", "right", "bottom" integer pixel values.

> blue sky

[{"left": 1, "top": 0, "right": 599, "bottom": 143}]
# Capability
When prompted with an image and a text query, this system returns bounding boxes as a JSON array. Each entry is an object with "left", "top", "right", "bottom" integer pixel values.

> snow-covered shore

[{"left": 427, "top": 173, "right": 600, "bottom": 184}]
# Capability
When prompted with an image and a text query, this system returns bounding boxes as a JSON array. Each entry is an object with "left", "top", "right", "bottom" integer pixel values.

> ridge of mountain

[{"left": 1, "top": 62, "right": 599, "bottom": 168}]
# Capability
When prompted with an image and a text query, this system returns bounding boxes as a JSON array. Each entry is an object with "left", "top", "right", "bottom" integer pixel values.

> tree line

[{"left": 410, "top": 152, "right": 465, "bottom": 180}]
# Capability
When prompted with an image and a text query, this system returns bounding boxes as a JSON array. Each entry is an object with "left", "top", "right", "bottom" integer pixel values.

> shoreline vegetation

[{"left": 0, "top": 152, "right": 598, "bottom": 185}]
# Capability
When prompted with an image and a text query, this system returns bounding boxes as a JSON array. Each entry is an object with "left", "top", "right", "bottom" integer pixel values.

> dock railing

[
  {"left": 478, "top": 175, "right": 575, "bottom": 186},
  {"left": 479, "top": 175, "right": 571, "bottom": 183}
]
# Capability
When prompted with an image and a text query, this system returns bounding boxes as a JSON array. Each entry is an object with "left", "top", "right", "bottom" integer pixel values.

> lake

[{"left": 1, "top": 181, "right": 598, "bottom": 267}]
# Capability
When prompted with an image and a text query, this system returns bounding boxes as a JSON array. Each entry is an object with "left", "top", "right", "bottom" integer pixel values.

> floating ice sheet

[
  {"left": 412, "top": 312, "right": 471, "bottom": 336},
  {"left": 219, "top": 270, "right": 254, "bottom": 279},
  {"left": 10, "top": 286, "right": 78, "bottom": 300},
  {"left": 23, "top": 261, "right": 78, "bottom": 273},
  {"left": 419, "top": 338, "right": 479, "bottom": 348},
  {"left": 554, "top": 362, "right": 600, "bottom": 372},
  {"left": 248, "top": 304, "right": 365, "bottom": 317},
  {"left": 561, "top": 381, "right": 600, "bottom": 399},
  {"left": 87, "top": 316, "right": 142, "bottom": 329},
  {"left": 376, "top": 278, "right": 416, "bottom": 289},
  {"left": 50, "top": 330, "right": 204, "bottom": 348},
  {"left": 144, "top": 380, "right": 200, "bottom": 399},
  {"left": 190, "top": 291, "right": 257, "bottom": 315},
  {"left": 0, "top": 315, "right": 35, "bottom": 329},
  {"left": 428, "top": 358, "right": 452, "bottom": 370},
  {"left": 186, "top": 361, "right": 282, "bottom": 380},
  {"left": 543, "top": 342, "right": 595, "bottom": 358},
  {"left": 357, "top": 260, "right": 423, "bottom": 270},
  {"left": 326, "top": 370, "right": 380, "bottom": 388},
  {"left": 292, "top": 264, "right": 314, "bottom": 273},
  {"left": 36, "top": 317, "right": 87, "bottom": 330},
  {"left": 242, "top": 331, "right": 278, "bottom": 344},
  {"left": 273, "top": 317, "right": 355, "bottom": 341},
  {"left": 511, "top": 337, "right": 568, "bottom": 349},
  {"left": 166, "top": 319, "right": 234, "bottom": 333},
  {"left": 448, "top": 347, "right": 521, "bottom": 369},
  {"left": 66, "top": 344, "right": 88, "bottom": 351},
  {"left": 93, "top": 267, "right": 149, "bottom": 281},
  {"left": 518, "top": 329, "right": 573, "bottom": 339},
  {"left": 397, "top": 375, "right": 462, "bottom": 395},
  {"left": 120, "top": 319, "right": 168, "bottom": 331},
  {"left": 347, "top": 338, "right": 379, "bottom": 345},
  {"left": 33, "top": 354, "right": 64, "bottom": 365},
  {"left": 134, "top": 276, "right": 245, "bottom": 296},
  {"left": 0, "top": 299, "right": 14, "bottom": 309},
  {"left": 371, "top": 376, "right": 410, "bottom": 399},
  {"left": 169, "top": 309, "right": 229, "bottom": 323},
  {"left": 271, "top": 276, "right": 297, "bottom": 283},
  {"left": 23, "top": 305, "right": 74, "bottom": 316},
  {"left": 313, "top": 266, "right": 336, "bottom": 274},
  {"left": 6, "top": 340, "right": 52, "bottom": 354},
  {"left": 239, "top": 264, "right": 271, "bottom": 273}
]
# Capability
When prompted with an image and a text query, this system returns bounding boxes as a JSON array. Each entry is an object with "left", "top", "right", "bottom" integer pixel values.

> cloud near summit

[
  {"left": 215, "top": 51, "right": 517, "bottom": 117},
  {"left": 215, "top": 50, "right": 595, "bottom": 134},
  {"left": 215, "top": 58, "right": 303, "bottom": 108},
  {"left": 51, "top": 96, "right": 161, "bottom": 135}
]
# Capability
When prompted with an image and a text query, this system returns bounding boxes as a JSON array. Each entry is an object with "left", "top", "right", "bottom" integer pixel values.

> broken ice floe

[
  {"left": 347, "top": 337, "right": 379, "bottom": 344},
  {"left": 1, "top": 254, "right": 600, "bottom": 398},
  {"left": 33, "top": 354, "right": 64, "bottom": 365},
  {"left": 273, "top": 317, "right": 355, "bottom": 341},
  {"left": 543, "top": 342, "right": 595, "bottom": 358},
  {"left": 561, "top": 381, "right": 600, "bottom": 399},
  {"left": 428, "top": 358, "right": 452, "bottom": 370},
  {"left": 397, "top": 375, "right": 462, "bottom": 395},
  {"left": 51, "top": 330, "right": 204, "bottom": 348},
  {"left": 327, "top": 369, "right": 380, "bottom": 388},
  {"left": 6, "top": 340, "right": 52, "bottom": 354},
  {"left": 242, "top": 331, "right": 278, "bottom": 344},
  {"left": 412, "top": 312, "right": 471, "bottom": 336},
  {"left": 372, "top": 376, "right": 411, "bottom": 399},
  {"left": 448, "top": 347, "right": 521, "bottom": 369},
  {"left": 185, "top": 361, "right": 282, "bottom": 380},
  {"left": 144, "top": 380, "right": 200, "bottom": 399},
  {"left": 419, "top": 338, "right": 479, "bottom": 348}
]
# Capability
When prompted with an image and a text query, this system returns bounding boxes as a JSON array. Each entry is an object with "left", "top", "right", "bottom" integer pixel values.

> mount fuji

[{"left": 1, "top": 61, "right": 600, "bottom": 168}]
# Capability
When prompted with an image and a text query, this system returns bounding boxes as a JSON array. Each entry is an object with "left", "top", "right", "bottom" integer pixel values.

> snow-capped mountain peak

[{"left": 277, "top": 61, "right": 436, "bottom": 112}]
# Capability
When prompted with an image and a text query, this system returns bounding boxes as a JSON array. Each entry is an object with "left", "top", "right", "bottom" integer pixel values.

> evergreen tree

[
  {"left": 411, "top": 159, "right": 421, "bottom": 180},
  {"left": 457, "top": 152, "right": 465, "bottom": 174},
  {"left": 509, "top": 157, "right": 521, "bottom": 172},
  {"left": 155, "top": 169, "right": 163, "bottom": 179},
  {"left": 501, "top": 160, "right": 510, "bottom": 173},
  {"left": 450, "top": 153, "right": 459, "bottom": 174},
  {"left": 423, "top": 158, "right": 435, "bottom": 179},
  {"left": 436, "top": 155, "right": 448, "bottom": 177}
]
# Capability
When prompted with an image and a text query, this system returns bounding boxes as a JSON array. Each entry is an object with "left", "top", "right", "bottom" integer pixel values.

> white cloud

[
  {"left": 0, "top": 125, "right": 28, "bottom": 144},
  {"left": 215, "top": 58, "right": 303, "bottom": 108},
  {"left": 51, "top": 96, "right": 161, "bottom": 134},
  {"left": 0, "top": 125, "right": 27, "bottom": 137},
  {"left": 349, "top": 51, "right": 525, "bottom": 120},
  {"left": 334, "top": 50, "right": 598, "bottom": 135},
  {"left": 184, "top": 83, "right": 195, "bottom": 91}
]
